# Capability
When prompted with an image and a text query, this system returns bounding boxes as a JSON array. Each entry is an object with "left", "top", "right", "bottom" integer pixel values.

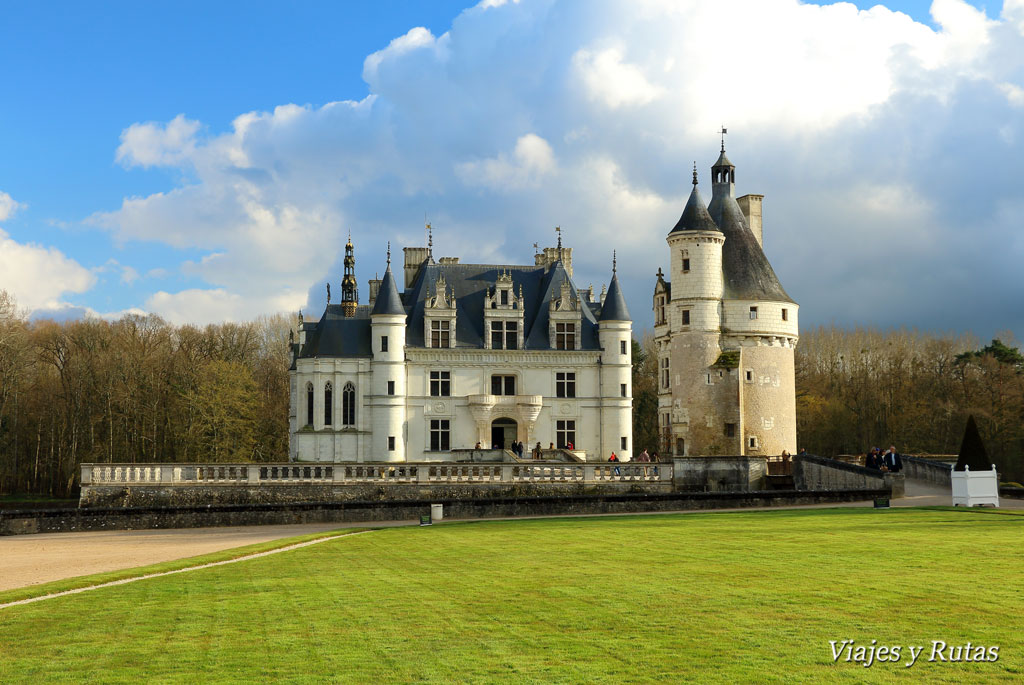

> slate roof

[
  {"left": 370, "top": 266, "right": 404, "bottom": 316},
  {"left": 599, "top": 274, "right": 631, "bottom": 321},
  {"left": 670, "top": 183, "right": 721, "bottom": 234},
  {"left": 297, "top": 258, "right": 620, "bottom": 358}
]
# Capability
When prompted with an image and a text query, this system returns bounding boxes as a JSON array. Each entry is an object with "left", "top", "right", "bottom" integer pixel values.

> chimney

[{"left": 737, "top": 194, "right": 763, "bottom": 248}]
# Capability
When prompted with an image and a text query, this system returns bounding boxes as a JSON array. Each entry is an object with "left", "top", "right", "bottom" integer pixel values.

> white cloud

[
  {"left": 0, "top": 228, "right": 96, "bottom": 310},
  {"left": 89, "top": 0, "right": 1024, "bottom": 339},
  {"left": 116, "top": 114, "right": 201, "bottom": 168},
  {"left": 0, "top": 191, "right": 24, "bottom": 221},
  {"left": 573, "top": 47, "right": 665, "bottom": 109}
]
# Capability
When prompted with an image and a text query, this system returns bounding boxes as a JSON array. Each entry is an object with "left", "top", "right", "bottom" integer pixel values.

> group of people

[{"left": 864, "top": 445, "right": 903, "bottom": 472}]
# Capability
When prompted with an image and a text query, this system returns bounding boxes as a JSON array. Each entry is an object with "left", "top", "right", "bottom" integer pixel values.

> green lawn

[{"left": 1, "top": 509, "right": 1021, "bottom": 683}]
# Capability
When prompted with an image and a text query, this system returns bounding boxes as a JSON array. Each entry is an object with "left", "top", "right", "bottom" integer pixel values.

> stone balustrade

[{"left": 81, "top": 460, "right": 673, "bottom": 487}]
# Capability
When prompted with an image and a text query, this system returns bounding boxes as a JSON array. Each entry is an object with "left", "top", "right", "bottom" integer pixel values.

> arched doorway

[{"left": 491, "top": 417, "right": 518, "bottom": 450}]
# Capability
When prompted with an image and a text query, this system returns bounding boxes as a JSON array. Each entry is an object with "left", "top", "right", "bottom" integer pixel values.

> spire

[
  {"left": 670, "top": 169, "right": 720, "bottom": 234},
  {"left": 612, "top": 250, "right": 617, "bottom": 275},
  {"left": 371, "top": 247, "right": 405, "bottom": 317},
  {"left": 599, "top": 260, "right": 631, "bottom": 322},
  {"left": 341, "top": 235, "right": 358, "bottom": 317}
]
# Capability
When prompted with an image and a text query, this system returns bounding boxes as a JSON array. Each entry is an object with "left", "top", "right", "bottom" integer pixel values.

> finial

[
  {"left": 533, "top": 242, "right": 539, "bottom": 255},
  {"left": 555, "top": 225, "right": 562, "bottom": 249},
  {"left": 326, "top": 282, "right": 331, "bottom": 304},
  {"left": 720, "top": 126, "right": 728, "bottom": 152},
  {"left": 386, "top": 241, "right": 391, "bottom": 267},
  {"left": 427, "top": 223, "right": 433, "bottom": 258},
  {"left": 612, "top": 250, "right": 617, "bottom": 275},
  {"left": 692, "top": 161, "right": 698, "bottom": 186}
]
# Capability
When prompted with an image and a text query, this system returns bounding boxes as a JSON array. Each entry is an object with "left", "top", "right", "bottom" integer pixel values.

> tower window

[
  {"left": 429, "top": 371, "right": 451, "bottom": 397},
  {"left": 429, "top": 419, "right": 451, "bottom": 451},
  {"left": 745, "top": 370, "right": 753, "bottom": 382},
  {"left": 387, "top": 380, "right": 395, "bottom": 396},
  {"left": 388, "top": 436, "right": 395, "bottom": 451},
  {"left": 656, "top": 295, "right": 666, "bottom": 325},
  {"left": 620, "top": 340, "right": 627, "bottom": 355},
  {"left": 381, "top": 335, "right": 388, "bottom": 352},
  {"left": 660, "top": 358, "right": 670, "bottom": 389},
  {"left": 620, "top": 436, "right": 628, "bottom": 451},
  {"left": 782, "top": 308, "right": 789, "bottom": 321},
  {"left": 748, "top": 436, "right": 758, "bottom": 449},
  {"left": 724, "top": 423, "right": 736, "bottom": 438},
  {"left": 749, "top": 306, "right": 758, "bottom": 320},
  {"left": 682, "top": 310, "right": 690, "bottom": 326},
  {"left": 620, "top": 383, "right": 627, "bottom": 398},
  {"left": 682, "top": 258, "right": 690, "bottom": 273},
  {"left": 556, "top": 372, "right": 576, "bottom": 398}
]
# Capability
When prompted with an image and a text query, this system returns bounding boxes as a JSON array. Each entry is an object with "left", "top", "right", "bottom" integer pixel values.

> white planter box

[{"left": 952, "top": 465, "right": 1000, "bottom": 507}]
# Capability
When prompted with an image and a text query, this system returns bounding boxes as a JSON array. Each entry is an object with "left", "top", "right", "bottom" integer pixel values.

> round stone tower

[
  {"left": 598, "top": 254, "right": 633, "bottom": 461},
  {"left": 370, "top": 247, "right": 408, "bottom": 462}
]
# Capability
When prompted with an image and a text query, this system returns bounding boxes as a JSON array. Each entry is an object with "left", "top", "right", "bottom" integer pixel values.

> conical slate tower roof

[
  {"left": 954, "top": 415, "right": 993, "bottom": 472},
  {"left": 600, "top": 273, "right": 631, "bottom": 322},
  {"left": 670, "top": 166, "right": 720, "bottom": 234},
  {"left": 708, "top": 182, "right": 794, "bottom": 304},
  {"left": 371, "top": 264, "right": 404, "bottom": 316}
]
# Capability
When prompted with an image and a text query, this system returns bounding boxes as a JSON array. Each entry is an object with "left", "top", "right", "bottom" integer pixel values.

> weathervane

[{"left": 720, "top": 125, "right": 728, "bottom": 152}]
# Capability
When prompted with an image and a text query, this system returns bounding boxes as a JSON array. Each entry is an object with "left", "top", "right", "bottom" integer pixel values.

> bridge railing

[{"left": 81, "top": 461, "right": 673, "bottom": 487}]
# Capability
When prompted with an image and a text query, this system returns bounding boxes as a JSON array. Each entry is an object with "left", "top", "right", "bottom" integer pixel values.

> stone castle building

[
  {"left": 654, "top": 145, "right": 798, "bottom": 457},
  {"left": 289, "top": 235, "right": 633, "bottom": 462}
]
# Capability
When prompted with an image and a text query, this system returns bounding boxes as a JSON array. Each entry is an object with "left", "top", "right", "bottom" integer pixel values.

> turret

[
  {"left": 371, "top": 243, "right": 407, "bottom": 461},
  {"left": 598, "top": 252, "right": 633, "bottom": 461}
]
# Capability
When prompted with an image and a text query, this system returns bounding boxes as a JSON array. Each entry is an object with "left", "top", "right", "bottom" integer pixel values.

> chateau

[
  {"left": 654, "top": 145, "right": 798, "bottom": 457},
  {"left": 289, "top": 236, "right": 633, "bottom": 462}
]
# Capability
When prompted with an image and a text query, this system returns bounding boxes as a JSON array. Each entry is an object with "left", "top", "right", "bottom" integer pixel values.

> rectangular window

[
  {"left": 682, "top": 258, "right": 690, "bottom": 272},
  {"left": 748, "top": 436, "right": 758, "bottom": 449},
  {"left": 430, "top": 320, "right": 450, "bottom": 348},
  {"left": 782, "top": 308, "right": 789, "bottom": 321},
  {"left": 491, "top": 320, "right": 518, "bottom": 350},
  {"left": 620, "top": 383, "right": 627, "bottom": 398},
  {"left": 387, "top": 380, "right": 395, "bottom": 396},
  {"left": 500, "top": 289, "right": 509, "bottom": 305},
  {"left": 388, "top": 436, "right": 395, "bottom": 451},
  {"left": 656, "top": 296, "right": 666, "bottom": 325},
  {"left": 620, "top": 436, "right": 628, "bottom": 451},
  {"left": 381, "top": 335, "right": 388, "bottom": 352},
  {"left": 556, "top": 420, "right": 576, "bottom": 449},
  {"left": 749, "top": 306, "right": 758, "bottom": 320},
  {"left": 745, "top": 370, "right": 753, "bottom": 382},
  {"left": 661, "top": 358, "right": 670, "bottom": 389},
  {"left": 555, "top": 371, "right": 576, "bottom": 398},
  {"left": 429, "top": 419, "right": 450, "bottom": 451},
  {"left": 620, "top": 340, "right": 627, "bottom": 355},
  {"left": 706, "top": 373, "right": 712, "bottom": 385},
  {"left": 555, "top": 322, "right": 576, "bottom": 350},
  {"left": 682, "top": 310, "right": 690, "bottom": 326},
  {"left": 724, "top": 423, "right": 736, "bottom": 438},
  {"left": 429, "top": 371, "right": 451, "bottom": 397},
  {"left": 491, "top": 375, "right": 516, "bottom": 396}
]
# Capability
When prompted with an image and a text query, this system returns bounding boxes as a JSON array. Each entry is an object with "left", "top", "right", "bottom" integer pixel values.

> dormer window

[
  {"left": 548, "top": 280, "right": 582, "bottom": 350},
  {"left": 491, "top": 320, "right": 518, "bottom": 350},
  {"left": 555, "top": 323, "right": 576, "bottom": 350},
  {"left": 500, "top": 289, "right": 509, "bottom": 305},
  {"left": 424, "top": 274, "right": 457, "bottom": 348}
]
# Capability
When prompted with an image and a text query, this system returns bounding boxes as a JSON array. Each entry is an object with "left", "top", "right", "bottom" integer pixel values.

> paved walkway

[{"left": 2, "top": 482, "right": 1019, "bottom": 593}]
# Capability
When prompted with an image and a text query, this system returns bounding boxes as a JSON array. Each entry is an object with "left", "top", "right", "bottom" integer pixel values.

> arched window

[
  {"left": 306, "top": 382, "right": 314, "bottom": 426},
  {"left": 324, "top": 381, "right": 333, "bottom": 426},
  {"left": 342, "top": 382, "right": 356, "bottom": 426}
]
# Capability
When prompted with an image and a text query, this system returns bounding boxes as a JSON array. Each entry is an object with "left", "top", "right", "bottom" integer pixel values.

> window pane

[
  {"left": 491, "top": 375, "right": 502, "bottom": 395},
  {"left": 504, "top": 376, "right": 515, "bottom": 395}
]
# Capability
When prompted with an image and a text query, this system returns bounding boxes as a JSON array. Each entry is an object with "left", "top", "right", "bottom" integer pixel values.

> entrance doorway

[{"left": 491, "top": 417, "right": 518, "bottom": 450}]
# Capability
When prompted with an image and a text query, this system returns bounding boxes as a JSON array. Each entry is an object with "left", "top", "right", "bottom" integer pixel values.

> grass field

[{"left": 0, "top": 508, "right": 1021, "bottom": 683}]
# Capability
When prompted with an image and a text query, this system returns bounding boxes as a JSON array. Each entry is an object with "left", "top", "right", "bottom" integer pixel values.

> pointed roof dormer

[
  {"left": 371, "top": 243, "right": 405, "bottom": 316},
  {"left": 599, "top": 251, "right": 631, "bottom": 322},
  {"left": 670, "top": 163, "right": 721, "bottom": 234}
]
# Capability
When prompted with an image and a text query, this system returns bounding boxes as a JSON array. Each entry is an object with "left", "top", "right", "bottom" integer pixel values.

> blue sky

[{"left": 1, "top": 0, "right": 1021, "bottom": 344}]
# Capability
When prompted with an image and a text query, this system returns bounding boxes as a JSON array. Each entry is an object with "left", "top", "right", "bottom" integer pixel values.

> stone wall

[
  {"left": 80, "top": 480, "right": 672, "bottom": 509},
  {"left": 1, "top": 488, "right": 889, "bottom": 536},
  {"left": 793, "top": 454, "right": 903, "bottom": 497},
  {"left": 901, "top": 456, "right": 953, "bottom": 487},
  {"left": 672, "top": 456, "right": 766, "bottom": 491}
]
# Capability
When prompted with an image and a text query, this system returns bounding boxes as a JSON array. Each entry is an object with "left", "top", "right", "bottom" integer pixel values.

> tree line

[
  {"left": 2, "top": 287, "right": 1021, "bottom": 496},
  {"left": 0, "top": 291, "right": 294, "bottom": 497}
]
